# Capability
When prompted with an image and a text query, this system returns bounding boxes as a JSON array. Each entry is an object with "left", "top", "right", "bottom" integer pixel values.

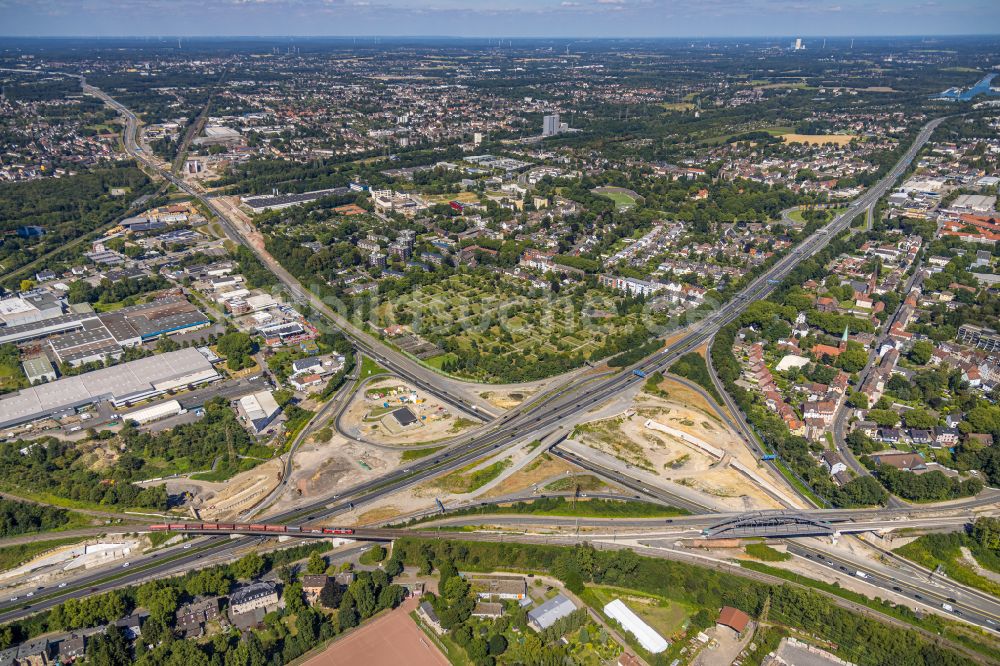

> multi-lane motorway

[{"left": 2, "top": 80, "right": 986, "bottom": 633}]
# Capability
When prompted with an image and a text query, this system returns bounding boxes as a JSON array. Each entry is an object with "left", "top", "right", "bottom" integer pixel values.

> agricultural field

[
  {"left": 781, "top": 133, "right": 857, "bottom": 146},
  {"left": 376, "top": 272, "right": 661, "bottom": 382}
]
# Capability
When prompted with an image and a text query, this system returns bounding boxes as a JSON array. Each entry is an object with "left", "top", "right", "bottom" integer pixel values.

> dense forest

[
  {"left": 0, "top": 165, "right": 152, "bottom": 284},
  {"left": 0, "top": 498, "right": 71, "bottom": 537}
]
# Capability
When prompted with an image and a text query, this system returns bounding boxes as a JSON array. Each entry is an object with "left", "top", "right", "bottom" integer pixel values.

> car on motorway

[
  {"left": 8, "top": 597, "right": 16, "bottom": 602},
  {"left": 58, "top": 583, "right": 66, "bottom": 588},
  {"left": 122, "top": 562, "right": 130, "bottom": 568},
  {"left": 25, "top": 592, "right": 33, "bottom": 598}
]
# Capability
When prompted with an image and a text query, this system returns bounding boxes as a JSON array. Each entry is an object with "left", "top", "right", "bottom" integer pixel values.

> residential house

[
  {"left": 878, "top": 428, "right": 902, "bottom": 444},
  {"left": 821, "top": 451, "right": 848, "bottom": 476},
  {"left": 803, "top": 400, "right": 837, "bottom": 425},
  {"left": 176, "top": 598, "right": 220, "bottom": 638},
  {"left": 872, "top": 452, "right": 927, "bottom": 471},
  {"left": 855, "top": 421, "right": 878, "bottom": 438},
  {"left": 229, "top": 582, "right": 279, "bottom": 629},
  {"left": 935, "top": 427, "right": 960, "bottom": 448},
  {"left": 964, "top": 433, "right": 994, "bottom": 448},
  {"left": 57, "top": 636, "right": 86, "bottom": 664},
  {"left": 302, "top": 575, "right": 329, "bottom": 606},
  {"left": 468, "top": 576, "right": 527, "bottom": 601}
]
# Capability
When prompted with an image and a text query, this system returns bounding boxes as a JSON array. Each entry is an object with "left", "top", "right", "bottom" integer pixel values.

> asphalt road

[
  {"left": 785, "top": 541, "right": 1000, "bottom": 631},
  {"left": 0, "top": 84, "right": 973, "bottom": 626}
]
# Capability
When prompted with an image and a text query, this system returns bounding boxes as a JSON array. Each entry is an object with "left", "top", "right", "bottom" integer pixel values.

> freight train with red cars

[{"left": 148, "top": 523, "right": 355, "bottom": 536}]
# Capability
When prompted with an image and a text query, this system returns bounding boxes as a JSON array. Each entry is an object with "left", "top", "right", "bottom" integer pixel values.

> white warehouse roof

[
  {"left": 0, "top": 348, "right": 219, "bottom": 429},
  {"left": 603, "top": 599, "right": 669, "bottom": 654},
  {"left": 122, "top": 399, "right": 184, "bottom": 425}
]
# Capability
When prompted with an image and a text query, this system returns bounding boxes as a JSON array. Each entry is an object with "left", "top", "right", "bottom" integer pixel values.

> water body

[{"left": 934, "top": 73, "right": 1000, "bottom": 101}]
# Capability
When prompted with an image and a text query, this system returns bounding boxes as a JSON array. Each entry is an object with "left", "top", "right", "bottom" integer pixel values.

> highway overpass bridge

[{"left": 704, "top": 512, "right": 836, "bottom": 538}]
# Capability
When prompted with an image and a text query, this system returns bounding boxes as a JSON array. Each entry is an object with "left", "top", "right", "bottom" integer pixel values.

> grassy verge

[
  {"left": 745, "top": 543, "right": 791, "bottom": 562},
  {"left": 774, "top": 458, "right": 826, "bottom": 507},
  {"left": 667, "top": 353, "right": 723, "bottom": 404},
  {"left": 401, "top": 446, "right": 445, "bottom": 462},
  {"left": 895, "top": 534, "right": 1000, "bottom": 598},
  {"left": 0, "top": 485, "right": 160, "bottom": 515},
  {"left": 359, "top": 355, "right": 389, "bottom": 379},
  {"left": 544, "top": 475, "right": 608, "bottom": 492},
  {"left": 395, "top": 497, "right": 687, "bottom": 527},
  {"left": 437, "top": 458, "right": 511, "bottom": 494},
  {"left": 358, "top": 545, "right": 387, "bottom": 565},
  {"left": 0, "top": 538, "right": 84, "bottom": 572},
  {"left": 147, "top": 531, "right": 178, "bottom": 548}
]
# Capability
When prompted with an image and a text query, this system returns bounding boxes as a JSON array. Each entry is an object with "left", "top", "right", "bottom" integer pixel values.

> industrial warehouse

[
  {"left": 0, "top": 294, "right": 210, "bottom": 365},
  {"left": 0, "top": 348, "right": 221, "bottom": 430}
]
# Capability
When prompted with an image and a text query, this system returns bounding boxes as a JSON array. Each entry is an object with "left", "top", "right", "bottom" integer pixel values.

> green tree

[
  {"left": 836, "top": 342, "right": 868, "bottom": 374},
  {"left": 232, "top": 552, "right": 265, "bottom": 580},
  {"left": 307, "top": 551, "right": 327, "bottom": 575},
  {"left": 86, "top": 625, "right": 131, "bottom": 666},
  {"left": 383, "top": 556, "right": 404, "bottom": 578},
  {"left": 903, "top": 408, "right": 937, "bottom": 429},
  {"left": 909, "top": 340, "right": 934, "bottom": 365},
  {"left": 216, "top": 332, "right": 257, "bottom": 371},
  {"left": 136, "top": 581, "right": 179, "bottom": 621},
  {"left": 867, "top": 409, "right": 899, "bottom": 428}
]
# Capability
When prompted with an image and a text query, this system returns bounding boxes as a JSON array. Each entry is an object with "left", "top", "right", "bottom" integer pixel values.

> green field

[
  {"left": 591, "top": 187, "right": 641, "bottom": 209},
  {"left": 582, "top": 585, "right": 691, "bottom": 642},
  {"left": 359, "top": 355, "right": 389, "bottom": 379},
  {"left": 423, "top": 352, "right": 458, "bottom": 370},
  {"left": 895, "top": 533, "right": 1000, "bottom": 598}
]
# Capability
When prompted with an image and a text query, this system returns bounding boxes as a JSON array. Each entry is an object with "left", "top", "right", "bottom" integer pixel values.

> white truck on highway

[
  {"left": 942, "top": 603, "right": 954, "bottom": 612},
  {"left": 855, "top": 570, "right": 868, "bottom": 579}
]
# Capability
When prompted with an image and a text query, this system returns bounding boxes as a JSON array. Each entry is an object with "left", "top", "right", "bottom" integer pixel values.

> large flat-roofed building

[
  {"left": 0, "top": 295, "right": 208, "bottom": 350},
  {"left": 238, "top": 390, "right": 281, "bottom": 433},
  {"left": 49, "top": 318, "right": 124, "bottom": 367},
  {"left": 241, "top": 187, "right": 350, "bottom": 213},
  {"left": 0, "top": 292, "right": 63, "bottom": 327},
  {"left": 22, "top": 356, "right": 56, "bottom": 385},
  {"left": 0, "top": 348, "right": 220, "bottom": 429},
  {"left": 958, "top": 323, "right": 1000, "bottom": 352}
]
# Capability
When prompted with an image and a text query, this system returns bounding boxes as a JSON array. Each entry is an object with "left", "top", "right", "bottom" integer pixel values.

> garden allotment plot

[{"left": 380, "top": 273, "right": 649, "bottom": 382}]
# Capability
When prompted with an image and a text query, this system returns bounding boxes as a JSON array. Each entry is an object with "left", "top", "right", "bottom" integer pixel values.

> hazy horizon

[{"left": 1, "top": 0, "right": 997, "bottom": 39}]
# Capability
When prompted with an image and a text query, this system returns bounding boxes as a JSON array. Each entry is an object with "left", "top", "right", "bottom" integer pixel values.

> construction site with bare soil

[
  {"left": 567, "top": 375, "right": 806, "bottom": 512},
  {"left": 339, "top": 377, "right": 478, "bottom": 446}
]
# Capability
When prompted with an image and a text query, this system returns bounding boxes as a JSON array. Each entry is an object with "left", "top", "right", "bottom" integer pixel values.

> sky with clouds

[{"left": 0, "top": 0, "right": 995, "bottom": 38}]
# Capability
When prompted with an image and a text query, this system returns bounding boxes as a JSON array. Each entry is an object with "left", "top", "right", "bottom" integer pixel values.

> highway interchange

[{"left": 1, "top": 79, "right": 997, "bottom": 645}]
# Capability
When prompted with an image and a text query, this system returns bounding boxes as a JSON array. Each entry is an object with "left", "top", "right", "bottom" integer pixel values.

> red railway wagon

[
  {"left": 264, "top": 525, "right": 286, "bottom": 533},
  {"left": 249, "top": 524, "right": 268, "bottom": 532},
  {"left": 150, "top": 524, "right": 169, "bottom": 531},
  {"left": 322, "top": 528, "right": 355, "bottom": 535}
]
